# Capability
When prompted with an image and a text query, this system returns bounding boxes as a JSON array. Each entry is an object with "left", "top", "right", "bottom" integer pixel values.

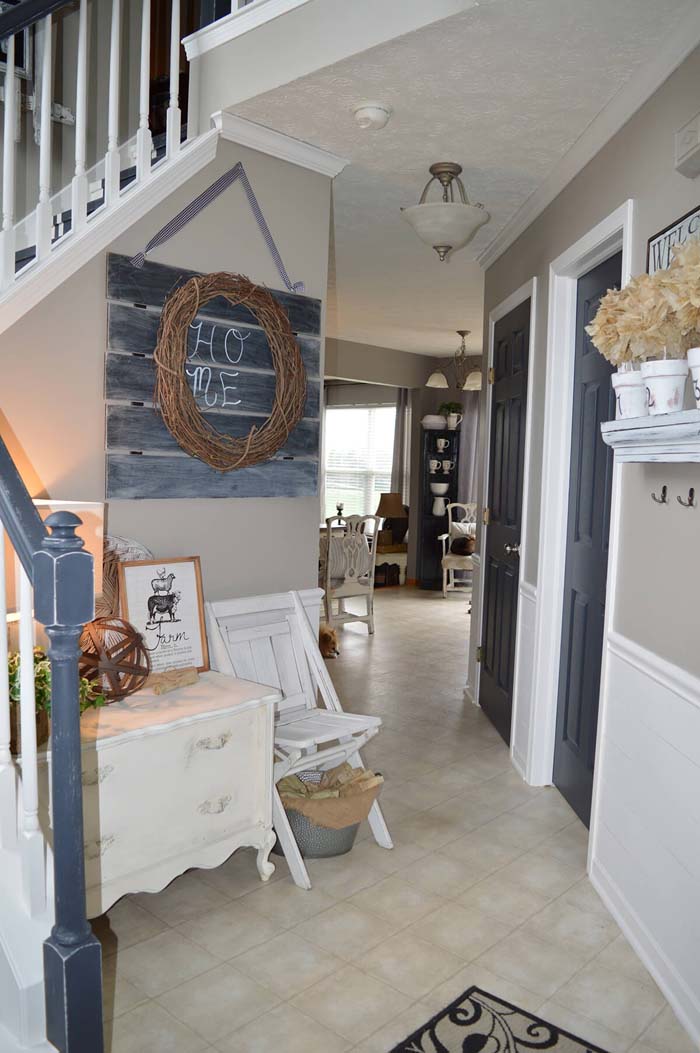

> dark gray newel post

[{"left": 34, "top": 511, "right": 104, "bottom": 1053}]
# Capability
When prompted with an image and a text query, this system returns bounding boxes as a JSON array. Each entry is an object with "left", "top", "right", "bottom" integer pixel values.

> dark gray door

[
  {"left": 553, "top": 252, "right": 621, "bottom": 826},
  {"left": 479, "top": 298, "right": 530, "bottom": 745}
]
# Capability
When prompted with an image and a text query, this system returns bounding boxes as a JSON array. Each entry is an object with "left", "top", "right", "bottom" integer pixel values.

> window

[{"left": 323, "top": 405, "right": 396, "bottom": 519}]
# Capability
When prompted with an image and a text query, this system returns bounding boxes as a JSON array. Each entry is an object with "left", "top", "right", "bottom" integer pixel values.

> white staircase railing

[
  {"left": 0, "top": 527, "right": 46, "bottom": 918},
  {"left": 0, "top": 0, "right": 187, "bottom": 294}
]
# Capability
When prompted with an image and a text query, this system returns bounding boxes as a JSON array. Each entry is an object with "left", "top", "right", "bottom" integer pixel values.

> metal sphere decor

[{"left": 79, "top": 618, "right": 151, "bottom": 702}]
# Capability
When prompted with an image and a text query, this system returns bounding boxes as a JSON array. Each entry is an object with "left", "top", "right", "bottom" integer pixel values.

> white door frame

[
  {"left": 466, "top": 277, "right": 537, "bottom": 777},
  {"left": 526, "top": 199, "right": 634, "bottom": 786}
]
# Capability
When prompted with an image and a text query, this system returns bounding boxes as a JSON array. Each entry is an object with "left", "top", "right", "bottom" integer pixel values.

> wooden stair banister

[
  {"left": 0, "top": 435, "right": 102, "bottom": 1052},
  {"left": 0, "top": 0, "right": 73, "bottom": 39}
]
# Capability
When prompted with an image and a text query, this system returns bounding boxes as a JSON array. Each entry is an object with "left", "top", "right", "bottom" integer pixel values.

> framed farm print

[{"left": 118, "top": 557, "right": 209, "bottom": 673}]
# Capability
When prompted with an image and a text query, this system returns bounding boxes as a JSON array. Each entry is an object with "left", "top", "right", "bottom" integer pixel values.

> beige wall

[
  {"left": 325, "top": 382, "right": 398, "bottom": 407},
  {"left": 0, "top": 138, "right": 331, "bottom": 600},
  {"left": 325, "top": 337, "right": 436, "bottom": 388},
  {"left": 481, "top": 45, "right": 700, "bottom": 671}
]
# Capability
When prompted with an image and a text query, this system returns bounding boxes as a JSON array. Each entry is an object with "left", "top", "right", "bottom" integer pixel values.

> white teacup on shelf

[
  {"left": 428, "top": 459, "right": 441, "bottom": 473},
  {"left": 436, "top": 437, "right": 450, "bottom": 452},
  {"left": 441, "top": 460, "right": 455, "bottom": 472}
]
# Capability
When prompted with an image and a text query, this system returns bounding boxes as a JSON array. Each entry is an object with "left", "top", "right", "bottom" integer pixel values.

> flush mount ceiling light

[
  {"left": 401, "top": 162, "right": 490, "bottom": 261},
  {"left": 353, "top": 101, "right": 392, "bottom": 130}
]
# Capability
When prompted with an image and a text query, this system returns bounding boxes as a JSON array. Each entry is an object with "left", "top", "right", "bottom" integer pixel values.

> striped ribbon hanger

[{"left": 129, "top": 161, "right": 304, "bottom": 294}]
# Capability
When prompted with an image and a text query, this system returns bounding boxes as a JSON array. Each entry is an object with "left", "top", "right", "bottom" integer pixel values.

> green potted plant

[
  {"left": 9, "top": 647, "right": 106, "bottom": 755},
  {"left": 438, "top": 400, "right": 464, "bottom": 430}
]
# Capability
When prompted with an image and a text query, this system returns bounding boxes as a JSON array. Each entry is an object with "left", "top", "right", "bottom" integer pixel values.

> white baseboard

[{"left": 591, "top": 858, "right": 700, "bottom": 1047}]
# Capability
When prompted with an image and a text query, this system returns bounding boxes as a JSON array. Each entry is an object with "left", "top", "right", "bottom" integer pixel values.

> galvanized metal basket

[{"left": 273, "top": 770, "right": 360, "bottom": 858}]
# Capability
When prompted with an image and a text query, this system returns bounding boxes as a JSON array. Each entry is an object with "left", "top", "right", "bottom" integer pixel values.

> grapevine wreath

[{"left": 153, "top": 272, "right": 306, "bottom": 471}]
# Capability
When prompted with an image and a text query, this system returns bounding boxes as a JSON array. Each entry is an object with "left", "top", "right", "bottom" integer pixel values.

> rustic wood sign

[{"left": 105, "top": 254, "right": 321, "bottom": 499}]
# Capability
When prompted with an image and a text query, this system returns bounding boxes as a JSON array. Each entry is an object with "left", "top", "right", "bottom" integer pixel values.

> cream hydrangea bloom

[{"left": 586, "top": 273, "right": 681, "bottom": 365}]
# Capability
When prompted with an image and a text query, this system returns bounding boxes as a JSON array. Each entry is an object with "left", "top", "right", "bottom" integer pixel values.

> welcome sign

[{"left": 647, "top": 205, "right": 700, "bottom": 274}]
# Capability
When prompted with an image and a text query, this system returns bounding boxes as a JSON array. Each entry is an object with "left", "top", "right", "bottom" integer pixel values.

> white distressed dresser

[{"left": 39, "top": 671, "right": 280, "bottom": 918}]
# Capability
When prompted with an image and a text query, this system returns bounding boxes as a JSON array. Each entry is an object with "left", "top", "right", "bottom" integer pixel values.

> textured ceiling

[{"left": 236, "top": 0, "right": 695, "bottom": 356}]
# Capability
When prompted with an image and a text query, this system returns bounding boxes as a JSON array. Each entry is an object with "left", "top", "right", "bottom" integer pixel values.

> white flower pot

[
  {"left": 611, "top": 369, "right": 647, "bottom": 419},
  {"left": 687, "top": 347, "right": 700, "bottom": 409},
  {"left": 640, "top": 359, "right": 688, "bottom": 416}
]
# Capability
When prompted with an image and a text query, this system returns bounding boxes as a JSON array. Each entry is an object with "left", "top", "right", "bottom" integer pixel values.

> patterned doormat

[{"left": 389, "top": 986, "right": 609, "bottom": 1052}]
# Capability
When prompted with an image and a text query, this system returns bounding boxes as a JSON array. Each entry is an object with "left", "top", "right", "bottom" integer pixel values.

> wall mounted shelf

[{"left": 601, "top": 409, "right": 700, "bottom": 462}]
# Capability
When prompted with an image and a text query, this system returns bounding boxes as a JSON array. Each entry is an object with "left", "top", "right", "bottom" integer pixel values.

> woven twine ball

[{"left": 79, "top": 618, "right": 151, "bottom": 702}]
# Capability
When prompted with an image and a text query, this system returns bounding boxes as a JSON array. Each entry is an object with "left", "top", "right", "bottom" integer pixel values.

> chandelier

[
  {"left": 401, "top": 162, "right": 490, "bottom": 261},
  {"left": 426, "top": 330, "right": 482, "bottom": 390}
]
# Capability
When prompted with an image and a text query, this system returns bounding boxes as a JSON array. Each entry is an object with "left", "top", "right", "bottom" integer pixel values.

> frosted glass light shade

[
  {"left": 462, "top": 370, "right": 482, "bottom": 391},
  {"left": 426, "top": 371, "right": 449, "bottom": 388},
  {"left": 402, "top": 202, "right": 490, "bottom": 259}
]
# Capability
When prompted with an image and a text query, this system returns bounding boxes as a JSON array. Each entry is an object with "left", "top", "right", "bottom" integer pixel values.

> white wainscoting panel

[
  {"left": 589, "top": 631, "right": 700, "bottom": 1046},
  {"left": 511, "top": 579, "right": 537, "bottom": 778}
]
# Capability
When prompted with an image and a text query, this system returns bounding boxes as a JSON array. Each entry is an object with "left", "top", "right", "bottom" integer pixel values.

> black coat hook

[
  {"left": 677, "top": 487, "right": 695, "bottom": 508},
  {"left": 651, "top": 486, "right": 668, "bottom": 504}
]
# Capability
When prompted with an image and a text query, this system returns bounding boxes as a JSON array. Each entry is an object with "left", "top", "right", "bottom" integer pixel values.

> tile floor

[{"left": 95, "top": 588, "right": 696, "bottom": 1053}]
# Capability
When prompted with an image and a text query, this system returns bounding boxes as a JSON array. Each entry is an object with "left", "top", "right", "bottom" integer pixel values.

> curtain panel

[{"left": 390, "top": 388, "right": 411, "bottom": 504}]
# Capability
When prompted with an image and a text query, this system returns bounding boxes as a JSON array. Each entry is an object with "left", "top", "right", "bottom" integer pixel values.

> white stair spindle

[
  {"left": 18, "top": 562, "right": 45, "bottom": 916},
  {"left": 136, "top": 0, "right": 153, "bottom": 181},
  {"left": 105, "top": 0, "right": 122, "bottom": 205},
  {"left": 166, "top": 0, "right": 181, "bottom": 157},
  {"left": 0, "top": 34, "right": 17, "bottom": 289},
  {"left": 35, "top": 16, "right": 53, "bottom": 259},
  {"left": 0, "top": 526, "right": 17, "bottom": 848},
  {"left": 71, "top": 0, "right": 89, "bottom": 233},
  {"left": 186, "top": 54, "right": 200, "bottom": 141}
]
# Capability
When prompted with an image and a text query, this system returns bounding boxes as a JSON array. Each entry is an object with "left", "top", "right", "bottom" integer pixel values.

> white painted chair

[
  {"left": 205, "top": 588, "right": 393, "bottom": 890},
  {"left": 319, "top": 514, "right": 379, "bottom": 633},
  {"left": 439, "top": 502, "right": 476, "bottom": 597}
]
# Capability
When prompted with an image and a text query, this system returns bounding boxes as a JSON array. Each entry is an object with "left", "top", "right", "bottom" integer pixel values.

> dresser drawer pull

[
  {"left": 82, "top": 764, "right": 114, "bottom": 787},
  {"left": 195, "top": 732, "right": 232, "bottom": 751},
  {"left": 84, "top": 835, "right": 115, "bottom": 860},
  {"left": 198, "top": 795, "right": 231, "bottom": 816}
]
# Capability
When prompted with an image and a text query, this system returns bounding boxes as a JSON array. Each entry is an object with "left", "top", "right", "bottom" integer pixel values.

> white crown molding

[
  {"left": 0, "top": 130, "right": 219, "bottom": 339},
  {"left": 477, "top": 3, "right": 700, "bottom": 271},
  {"left": 212, "top": 112, "right": 349, "bottom": 178},
  {"left": 184, "top": 0, "right": 313, "bottom": 60}
]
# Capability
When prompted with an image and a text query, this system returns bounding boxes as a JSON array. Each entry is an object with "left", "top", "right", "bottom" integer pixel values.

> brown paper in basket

[{"left": 280, "top": 782, "right": 382, "bottom": 830}]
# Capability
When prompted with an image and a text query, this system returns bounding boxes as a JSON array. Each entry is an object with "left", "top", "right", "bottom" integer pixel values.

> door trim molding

[
  {"left": 467, "top": 278, "right": 537, "bottom": 768},
  {"left": 526, "top": 199, "right": 634, "bottom": 786}
]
